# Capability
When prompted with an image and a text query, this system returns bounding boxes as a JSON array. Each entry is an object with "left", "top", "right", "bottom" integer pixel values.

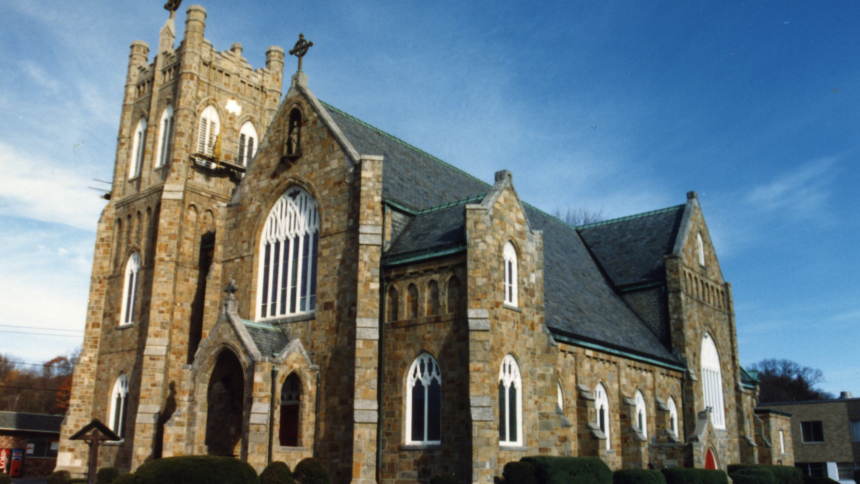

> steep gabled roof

[
  {"left": 321, "top": 102, "right": 681, "bottom": 365},
  {"left": 577, "top": 205, "right": 686, "bottom": 288},
  {"left": 242, "top": 320, "right": 290, "bottom": 358}
]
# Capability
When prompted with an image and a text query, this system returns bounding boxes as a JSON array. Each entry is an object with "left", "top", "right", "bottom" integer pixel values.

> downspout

[
  {"left": 376, "top": 206, "right": 388, "bottom": 484},
  {"left": 268, "top": 366, "right": 278, "bottom": 465},
  {"left": 313, "top": 372, "right": 320, "bottom": 458},
  {"left": 682, "top": 369, "right": 689, "bottom": 442}
]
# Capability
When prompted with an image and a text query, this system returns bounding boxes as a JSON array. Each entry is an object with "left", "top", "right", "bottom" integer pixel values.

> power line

[
  {"left": 0, "top": 324, "right": 83, "bottom": 333},
  {"left": 0, "top": 331, "right": 83, "bottom": 338}
]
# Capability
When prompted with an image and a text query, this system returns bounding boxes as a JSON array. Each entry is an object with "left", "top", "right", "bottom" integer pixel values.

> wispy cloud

[
  {"left": 0, "top": 142, "right": 107, "bottom": 230},
  {"left": 746, "top": 157, "right": 838, "bottom": 219}
]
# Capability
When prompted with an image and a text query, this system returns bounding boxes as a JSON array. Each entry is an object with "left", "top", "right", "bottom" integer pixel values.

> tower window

[
  {"left": 119, "top": 253, "right": 140, "bottom": 326},
  {"left": 667, "top": 396, "right": 679, "bottom": 436},
  {"left": 503, "top": 242, "right": 518, "bottom": 307},
  {"left": 155, "top": 105, "right": 173, "bottom": 168},
  {"left": 238, "top": 121, "right": 258, "bottom": 167},
  {"left": 257, "top": 187, "right": 319, "bottom": 319},
  {"left": 697, "top": 233, "right": 706, "bottom": 266},
  {"left": 109, "top": 374, "right": 129, "bottom": 438},
  {"left": 129, "top": 117, "right": 147, "bottom": 179},
  {"left": 634, "top": 390, "right": 648, "bottom": 439},
  {"left": 595, "top": 383, "right": 610, "bottom": 450},
  {"left": 498, "top": 354, "right": 523, "bottom": 446},
  {"left": 197, "top": 106, "right": 220, "bottom": 156},
  {"left": 406, "top": 353, "right": 442, "bottom": 445}
]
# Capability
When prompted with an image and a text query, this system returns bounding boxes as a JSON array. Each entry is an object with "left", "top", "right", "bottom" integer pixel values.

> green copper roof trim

[
  {"left": 242, "top": 320, "right": 282, "bottom": 332},
  {"left": 417, "top": 194, "right": 485, "bottom": 214},
  {"left": 576, "top": 204, "right": 686, "bottom": 230},
  {"left": 320, "top": 101, "right": 492, "bottom": 193},
  {"left": 383, "top": 197, "right": 419, "bottom": 215},
  {"left": 383, "top": 245, "right": 466, "bottom": 267},
  {"left": 552, "top": 334, "right": 687, "bottom": 372}
]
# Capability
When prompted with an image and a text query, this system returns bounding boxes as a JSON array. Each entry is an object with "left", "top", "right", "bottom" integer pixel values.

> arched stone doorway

[
  {"left": 705, "top": 448, "right": 717, "bottom": 470},
  {"left": 205, "top": 349, "right": 245, "bottom": 456}
]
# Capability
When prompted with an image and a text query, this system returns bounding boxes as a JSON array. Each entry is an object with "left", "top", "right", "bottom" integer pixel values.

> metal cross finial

[
  {"left": 289, "top": 34, "right": 313, "bottom": 71},
  {"left": 163, "top": 0, "right": 182, "bottom": 18}
]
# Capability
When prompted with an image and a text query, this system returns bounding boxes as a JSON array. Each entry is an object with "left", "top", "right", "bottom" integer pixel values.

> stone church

[{"left": 57, "top": 4, "right": 771, "bottom": 484}]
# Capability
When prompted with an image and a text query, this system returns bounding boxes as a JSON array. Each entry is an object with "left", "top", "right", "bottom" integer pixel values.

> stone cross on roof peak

[
  {"left": 289, "top": 34, "right": 313, "bottom": 72},
  {"left": 163, "top": 0, "right": 182, "bottom": 18}
]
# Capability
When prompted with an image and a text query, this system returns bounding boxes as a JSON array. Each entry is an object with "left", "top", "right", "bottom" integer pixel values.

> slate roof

[
  {"left": 321, "top": 101, "right": 682, "bottom": 365},
  {"left": 0, "top": 412, "right": 63, "bottom": 433},
  {"left": 242, "top": 320, "right": 289, "bottom": 357},
  {"left": 385, "top": 196, "right": 483, "bottom": 261},
  {"left": 576, "top": 206, "right": 686, "bottom": 288}
]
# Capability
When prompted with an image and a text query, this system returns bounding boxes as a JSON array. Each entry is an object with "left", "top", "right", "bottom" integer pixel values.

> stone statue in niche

[{"left": 282, "top": 109, "right": 302, "bottom": 161}]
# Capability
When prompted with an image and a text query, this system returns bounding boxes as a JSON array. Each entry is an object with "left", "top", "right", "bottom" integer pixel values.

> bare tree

[
  {"left": 552, "top": 207, "right": 605, "bottom": 226},
  {"left": 750, "top": 359, "right": 834, "bottom": 404}
]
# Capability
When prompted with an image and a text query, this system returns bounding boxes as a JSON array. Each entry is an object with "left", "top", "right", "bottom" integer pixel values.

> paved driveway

[{"left": 13, "top": 478, "right": 48, "bottom": 484}]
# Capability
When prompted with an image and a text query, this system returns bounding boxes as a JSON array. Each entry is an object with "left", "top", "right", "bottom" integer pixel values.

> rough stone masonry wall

[
  {"left": 380, "top": 258, "right": 470, "bottom": 484},
  {"left": 465, "top": 173, "right": 565, "bottom": 483},
  {"left": 220, "top": 89, "right": 360, "bottom": 482},
  {"left": 665, "top": 194, "right": 750, "bottom": 470},
  {"left": 754, "top": 412, "right": 793, "bottom": 466}
]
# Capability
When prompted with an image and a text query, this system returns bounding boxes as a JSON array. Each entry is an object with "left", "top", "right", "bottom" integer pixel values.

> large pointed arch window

[
  {"left": 279, "top": 373, "right": 302, "bottom": 447},
  {"left": 197, "top": 106, "right": 220, "bottom": 156},
  {"left": 129, "top": 117, "right": 147, "bottom": 178},
  {"left": 406, "top": 354, "right": 441, "bottom": 445},
  {"left": 595, "top": 383, "right": 610, "bottom": 450},
  {"left": 119, "top": 253, "right": 140, "bottom": 326},
  {"left": 503, "top": 242, "right": 518, "bottom": 307},
  {"left": 109, "top": 374, "right": 129, "bottom": 438},
  {"left": 635, "top": 390, "right": 648, "bottom": 439},
  {"left": 701, "top": 333, "right": 726, "bottom": 429},
  {"left": 499, "top": 354, "right": 522, "bottom": 446},
  {"left": 237, "top": 121, "right": 257, "bottom": 167},
  {"left": 258, "top": 187, "right": 319, "bottom": 319},
  {"left": 154, "top": 105, "right": 173, "bottom": 168}
]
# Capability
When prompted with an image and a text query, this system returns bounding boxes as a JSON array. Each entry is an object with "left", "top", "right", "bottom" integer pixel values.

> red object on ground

[{"left": 9, "top": 449, "right": 23, "bottom": 477}]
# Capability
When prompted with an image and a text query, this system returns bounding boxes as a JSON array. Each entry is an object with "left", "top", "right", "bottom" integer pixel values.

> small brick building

[
  {"left": 56, "top": 4, "right": 775, "bottom": 483},
  {"left": 0, "top": 412, "right": 63, "bottom": 477},
  {"left": 759, "top": 393, "right": 860, "bottom": 482}
]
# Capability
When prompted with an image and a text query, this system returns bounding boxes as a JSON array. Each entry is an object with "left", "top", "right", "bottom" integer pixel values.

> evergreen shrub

[
  {"left": 48, "top": 470, "right": 72, "bottom": 484},
  {"left": 727, "top": 465, "right": 801, "bottom": 484},
  {"left": 661, "top": 468, "right": 728, "bottom": 484},
  {"left": 133, "top": 455, "right": 259, "bottom": 484},
  {"left": 97, "top": 467, "right": 121, "bottom": 484},
  {"left": 503, "top": 461, "right": 537, "bottom": 484},
  {"left": 293, "top": 458, "right": 330, "bottom": 484},
  {"left": 0, "top": 473, "right": 12, "bottom": 484},
  {"left": 260, "top": 461, "right": 295, "bottom": 484},
  {"left": 520, "top": 456, "right": 612, "bottom": 484},
  {"left": 430, "top": 472, "right": 462, "bottom": 484},
  {"left": 730, "top": 468, "right": 775, "bottom": 484},
  {"left": 113, "top": 473, "right": 138, "bottom": 484},
  {"left": 613, "top": 469, "right": 666, "bottom": 484}
]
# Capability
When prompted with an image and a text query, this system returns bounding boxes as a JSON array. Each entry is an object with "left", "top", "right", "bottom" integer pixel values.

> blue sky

[{"left": 1, "top": 0, "right": 857, "bottom": 395}]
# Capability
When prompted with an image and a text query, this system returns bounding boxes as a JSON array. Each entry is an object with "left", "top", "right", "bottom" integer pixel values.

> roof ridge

[
  {"left": 575, "top": 204, "right": 686, "bottom": 230},
  {"left": 319, "top": 101, "right": 492, "bottom": 190},
  {"left": 418, "top": 194, "right": 486, "bottom": 214},
  {"left": 242, "top": 319, "right": 281, "bottom": 331}
]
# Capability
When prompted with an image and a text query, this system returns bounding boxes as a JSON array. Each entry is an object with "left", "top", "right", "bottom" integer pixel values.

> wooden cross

[
  {"left": 81, "top": 430, "right": 114, "bottom": 484},
  {"left": 289, "top": 34, "right": 313, "bottom": 71}
]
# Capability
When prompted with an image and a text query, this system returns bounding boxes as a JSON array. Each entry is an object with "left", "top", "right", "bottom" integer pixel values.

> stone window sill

[
  {"left": 103, "top": 439, "right": 124, "bottom": 446},
  {"left": 278, "top": 446, "right": 311, "bottom": 452},
  {"left": 116, "top": 323, "right": 134, "bottom": 331},
  {"left": 503, "top": 304, "right": 521, "bottom": 313},
  {"left": 499, "top": 445, "right": 528, "bottom": 451},
  {"left": 400, "top": 444, "right": 441, "bottom": 451}
]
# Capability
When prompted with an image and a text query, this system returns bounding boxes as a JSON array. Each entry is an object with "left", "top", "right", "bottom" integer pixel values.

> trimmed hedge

[
  {"left": 730, "top": 468, "right": 775, "bottom": 484},
  {"left": 614, "top": 469, "right": 666, "bottom": 484},
  {"left": 430, "top": 472, "right": 463, "bottom": 484},
  {"left": 113, "top": 473, "right": 138, "bottom": 484},
  {"left": 520, "top": 456, "right": 612, "bottom": 484},
  {"left": 260, "top": 462, "right": 295, "bottom": 484},
  {"left": 133, "top": 455, "right": 259, "bottom": 484},
  {"left": 97, "top": 467, "right": 121, "bottom": 484},
  {"left": 48, "top": 470, "right": 72, "bottom": 484},
  {"left": 293, "top": 458, "right": 330, "bottom": 484},
  {"left": 504, "top": 461, "right": 537, "bottom": 484},
  {"left": 801, "top": 477, "right": 839, "bottom": 484},
  {"left": 661, "top": 468, "right": 728, "bottom": 484},
  {"left": 727, "top": 465, "right": 802, "bottom": 484}
]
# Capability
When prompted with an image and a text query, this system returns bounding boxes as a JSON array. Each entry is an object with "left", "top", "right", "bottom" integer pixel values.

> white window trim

[
  {"left": 109, "top": 374, "right": 129, "bottom": 438},
  {"left": 635, "top": 390, "right": 648, "bottom": 439},
  {"left": 503, "top": 242, "right": 518, "bottom": 307},
  {"left": 499, "top": 354, "right": 523, "bottom": 446},
  {"left": 128, "top": 118, "right": 147, "bottom": 179},
  {"left": 557, "top": 383, "right": 564, "bottom": 411},
  {"left": 238, "top": 121, "right": 258, "bottom": 167},
  {"left": 256, "top": 188, "right": 320, "bottom": 320},
  {"left": 667, "top": 396, "right": 679, "bottom": 436},
  {"left": 197, "top": 106, "right": 220, "bottom": 156},
  {"left": 701, "top": 333, "right": 726, "bottom": 429},
  {"left": 595, "top": 383, "right": 610, "bottom": 450},
  {"left": 780, "top": 429, "right": 785, "bottom": 453},
  {"left": 405, "top": 353, "right": 442, "bottom": 445},
  {"left": 154, "top": 105, "right": 173, "bottom": 168},
  {"left": 119, "top": 253, "right": 140, "bottom": 326},
  {"left": 697, "top": 233, "right": 706, "bottom": 266}
]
